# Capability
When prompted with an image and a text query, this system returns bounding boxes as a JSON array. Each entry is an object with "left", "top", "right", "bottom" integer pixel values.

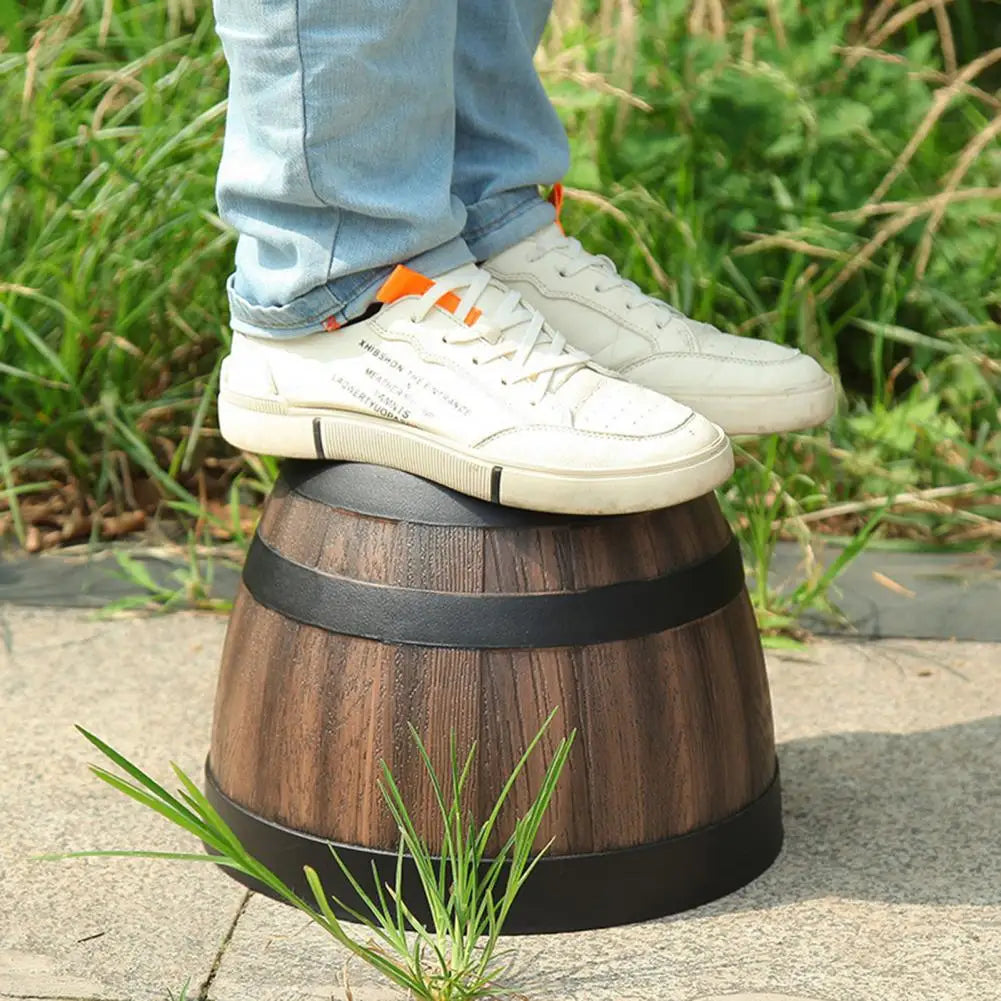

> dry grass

[
  {"left": 543, "top": 0, "right": 1001, "bottom": 304},
  {"left": 535, "top": 0, "right": 999, "bottom": 573},
  {"left": 4, "top": 0, "right": 998, "bottom": 590},
  {"left": 868, "top": 45, "right": 1001, "bottom": 201}
]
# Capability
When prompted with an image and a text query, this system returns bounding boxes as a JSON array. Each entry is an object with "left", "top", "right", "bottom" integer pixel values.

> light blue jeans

[{"left": 213, "top": 0, "right": 569, "bottom": 337}]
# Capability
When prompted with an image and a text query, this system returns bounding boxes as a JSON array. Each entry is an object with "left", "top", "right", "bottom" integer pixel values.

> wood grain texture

[{"left": 209, "top": 480, "right": 775, "bottom": 858}]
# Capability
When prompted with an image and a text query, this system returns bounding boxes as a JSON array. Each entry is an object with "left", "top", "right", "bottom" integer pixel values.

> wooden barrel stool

[{"left": 205, "top": 460, "right": 782, "bottom": 933}]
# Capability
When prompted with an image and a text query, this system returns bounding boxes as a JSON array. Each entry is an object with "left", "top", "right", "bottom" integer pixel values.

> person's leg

[
  {"left": 485, "top": 189, "right": 837, "bottom": 434},
  {"left": 213, "top": 0, "right": 473, "bottom": 336},
  {"left": 212, "top": 0, "right": 734, "bottom": 514},
  {"left": 451, "top": 2, "right": 835, "bottom": 434},
  {"left": 451, "top": 0, "right": 567, "bottom": 263}
]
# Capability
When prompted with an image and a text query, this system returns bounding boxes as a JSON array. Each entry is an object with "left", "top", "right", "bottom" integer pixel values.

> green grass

[
  {"left": 46, "top": 713, "right": 575, "bottom": 1001},
  {"left": 2, "top": 0, "right": 1000, "bottom": 629},
  {"left": 1, "top": 0, "right": 243, "bottom": 543},
  {"left": 550, "top": 8, "right": 1000, "bottom": 447},
  {"left": 164, "top": 979, "right": 193, "bottom": 1001},
  {"left": 541, "top": 0, "right": 1001, "bottom": 626}
]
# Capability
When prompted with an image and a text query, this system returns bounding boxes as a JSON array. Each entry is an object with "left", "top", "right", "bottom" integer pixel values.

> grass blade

[{"left": 77, "top": 727, "right": 203, "bottom": 828}]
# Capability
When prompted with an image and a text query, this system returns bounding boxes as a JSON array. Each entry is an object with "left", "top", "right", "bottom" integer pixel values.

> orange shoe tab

[
  {"left": 376, "top": 265, "right": 434, "bottom": 304},
  {"left": 375, "top": 265, "right": 481, "bottom": 326},
  {"left": 548, "top": 182, "right": 565, "bottom": 234}
]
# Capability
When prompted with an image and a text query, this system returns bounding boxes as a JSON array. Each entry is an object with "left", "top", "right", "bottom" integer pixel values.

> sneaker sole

[
  {"left": 218, "top": 394, "right": 734, "bottom": 515},
  {"left": 672, "top": 379, "right": 837, "bottom": 436}
]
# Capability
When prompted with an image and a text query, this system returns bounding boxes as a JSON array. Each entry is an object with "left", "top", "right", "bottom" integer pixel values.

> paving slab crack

[
  {"left": 197, "top": 889, "right": 252, "bottom": 1001},
  {"left": 0, "top": 996, "right": 130, "bottom": 1000}
]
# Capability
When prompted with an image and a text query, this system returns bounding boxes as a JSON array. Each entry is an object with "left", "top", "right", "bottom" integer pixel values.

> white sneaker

[
  {"left": 218, "top": 263, "right": 733, "bottom": 515},
  {"left": 485, "top": 207, "right": 837, "bottom": 435}
]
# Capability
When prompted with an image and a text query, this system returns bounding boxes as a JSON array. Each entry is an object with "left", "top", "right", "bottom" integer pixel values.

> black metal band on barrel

[
  {"left": 203, "top": 762, "right": 783, "bottom": 934},
  {"left": 242, "top": 531, "right": 744, "bottom": 649}
]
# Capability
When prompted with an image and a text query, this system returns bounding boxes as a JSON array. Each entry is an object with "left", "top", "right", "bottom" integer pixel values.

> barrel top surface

[{"left": 281, "top": 460, "right": 625, "bottom": 527}]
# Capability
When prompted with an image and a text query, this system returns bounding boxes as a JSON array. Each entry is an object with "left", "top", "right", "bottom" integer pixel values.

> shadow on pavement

[{"left": 740, "top": 715, "right": 1001, "bottom": 909}]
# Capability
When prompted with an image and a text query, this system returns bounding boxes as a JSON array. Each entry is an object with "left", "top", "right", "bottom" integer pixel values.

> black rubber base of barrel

[{"left": 203, "top": 762, "right": 783, "bottom": 934}]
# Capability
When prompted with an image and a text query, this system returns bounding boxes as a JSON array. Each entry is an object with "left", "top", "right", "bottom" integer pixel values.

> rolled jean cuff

[
  {"left": 462, "top": 186, "right": 556, "bottom": 261},
  {"left": 227, "top": 234, "right": 474, "bottom": 338}
]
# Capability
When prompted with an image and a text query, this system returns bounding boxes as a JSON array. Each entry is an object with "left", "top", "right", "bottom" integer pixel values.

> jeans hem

[
  {"left": 226, "top": 267, "right": 390, "bottom": 339},
  {"left": 463, "top": 189, "right": 556, "bottom": 261},
  {"left": 227, "top": 235, "right": 475, "bottom": 338}
]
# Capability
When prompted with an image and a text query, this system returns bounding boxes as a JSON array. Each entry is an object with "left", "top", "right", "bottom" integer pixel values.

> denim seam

[
  {"left": 293, "top": 0, "right": 339, "bottom": 287},
  {"left": 293, "top": 0, "right": 321, "bottom": 207},
  {"left": 462, "top": 192, "right": 540, "bottom": 242}
]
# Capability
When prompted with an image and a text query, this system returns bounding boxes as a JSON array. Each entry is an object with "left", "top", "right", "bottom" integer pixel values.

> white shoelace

[
  {"left": 529, "top": 228, "right": 683, "bottom": 329},
  {"left": 407, "top": 267, "right": 588, "bottom": 404}
]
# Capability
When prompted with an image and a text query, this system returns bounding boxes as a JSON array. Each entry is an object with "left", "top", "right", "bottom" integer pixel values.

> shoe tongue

[
  {"left": 377, "top": 263, "right": 536, "bottom": 339},
  {"left": 533, "top": 223, "right": 569, "bottom": 252},
  {"left": 375, "top": 264, "right": 455, "bottom": 306},
  {"left": 376, "top": 264, "right": 486, "bottom": 325},
  {"left": 376, "top": 262, "right": 586, "bottom": 391},
  {"left": 532, "top": 225, "right": 614, "bottom": 278},
  {"left": 443, "top": 265, "right": 591, "bottom": 390}
]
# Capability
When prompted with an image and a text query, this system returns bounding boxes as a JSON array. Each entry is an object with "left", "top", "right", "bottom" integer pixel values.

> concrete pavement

[{"left": 1, "top": 605, "right": 999, "bottom": 1001}]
